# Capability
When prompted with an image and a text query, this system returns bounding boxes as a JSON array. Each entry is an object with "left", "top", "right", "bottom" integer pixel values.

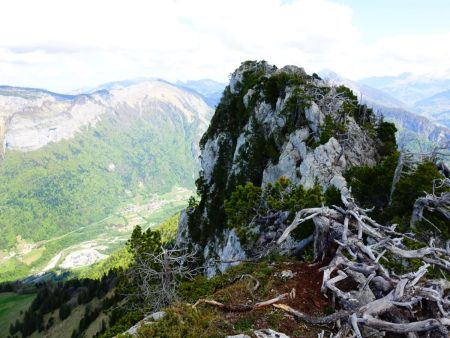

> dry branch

[
  {"left": 275, "top": 189, "right": 450, "bottom": 337},
  {"left": 193, "top": 290, "right": 293, "bottom": 312}
]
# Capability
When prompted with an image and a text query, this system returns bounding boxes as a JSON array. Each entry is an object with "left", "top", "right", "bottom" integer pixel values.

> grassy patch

[
  {"left": 21, "top": 247, "right": 45, "bottom": 265},
  {"left": 0, "top": 292, "right": 36, "bottom": 338},
  {"left": 136, "top": 304, "right": 231, "bottom": 338}
]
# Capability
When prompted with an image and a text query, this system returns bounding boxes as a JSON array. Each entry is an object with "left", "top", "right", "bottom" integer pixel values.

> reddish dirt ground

[
  {"left": 221, "top": 261, "right": 333, "bottom": 337},
  {"left": 277, "top": 261, "right": 330, "bottom": 314}
]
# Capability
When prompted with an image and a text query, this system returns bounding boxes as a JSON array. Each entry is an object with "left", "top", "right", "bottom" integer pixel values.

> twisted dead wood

[{"left": 276, "top": 190, "right": 450, "bottom": 337}]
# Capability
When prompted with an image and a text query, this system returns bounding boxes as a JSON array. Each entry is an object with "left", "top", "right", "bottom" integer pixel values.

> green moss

[
  {"left": 267, "top": 311, "right": 283, "bottom": 330},
  {"left": 234, "top": 316, "right": 255, "bottom": 331},
  {"left": 177, "top": 275, "right": 227, "bottom": 304}
]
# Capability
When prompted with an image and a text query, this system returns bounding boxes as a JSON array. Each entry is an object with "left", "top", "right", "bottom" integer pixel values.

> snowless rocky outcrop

[{"left": 177, "top": 61, "right": 386, "bottom": 275}]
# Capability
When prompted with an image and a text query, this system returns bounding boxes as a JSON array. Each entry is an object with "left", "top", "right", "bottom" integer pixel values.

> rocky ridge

[{"left": 177, "top": 61, "right": 390, "bottom": 276}]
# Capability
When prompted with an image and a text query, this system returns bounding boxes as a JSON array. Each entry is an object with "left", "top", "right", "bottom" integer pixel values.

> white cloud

[{"left": 0, "top": 0, "right": 448, "bottom": 92}]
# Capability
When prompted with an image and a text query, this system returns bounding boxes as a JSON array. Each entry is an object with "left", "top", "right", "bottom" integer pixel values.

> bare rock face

[
  {"left": 204, "top": 228, "right": 246, "bottom": 277},
  {"left": 0, "top": 80, "right": 213, "bottom": 155},
  {"left": 305, "top": 101, "right": 324, "bottom": 134},
  {"left": 120, "top": 311, "right": 166, "bottom": 337},
  {"left": 227, "top": 329, "right": 290, "bottom": 338},
  {"left": 262, "top": 128, "right": 309, "bottom": 186},
  {"left": 254, "top": 329, "right": 290, "bottom": 338},
  {"left": 4, "top": 96, "right": 107, "bottom": 151},
  {"left": 201, "top": 132, "right": 229, "bottom": 185},
  {"left": 299, "top": 137, "right": 345, "bottom": 189}
]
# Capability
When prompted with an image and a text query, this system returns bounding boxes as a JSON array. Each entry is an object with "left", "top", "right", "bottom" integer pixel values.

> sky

[{"left": 0, "top": 0, "right": 449, "bottom": 93}]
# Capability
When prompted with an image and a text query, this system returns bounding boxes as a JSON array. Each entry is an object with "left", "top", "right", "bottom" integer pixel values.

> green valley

[{"left": 0, "top": 80, "right": 211, "bottom": 282}]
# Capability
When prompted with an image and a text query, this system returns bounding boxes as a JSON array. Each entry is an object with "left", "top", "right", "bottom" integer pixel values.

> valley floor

[{"left": 0, "top": 186, "right": 192, "bottom": 283}]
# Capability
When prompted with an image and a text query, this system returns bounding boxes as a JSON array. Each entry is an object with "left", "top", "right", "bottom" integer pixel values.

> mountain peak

[{"left": 177, "top": 60, "right": 395, "bottom": 276}]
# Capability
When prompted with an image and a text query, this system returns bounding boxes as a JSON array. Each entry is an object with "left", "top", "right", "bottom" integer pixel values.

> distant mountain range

[
  {"left": 319, "top": 70, "right": 450, "bottom": 147},
  {"left": 176, "top": 79, "right": 226, "bottom": 107},
  {"left": 359, "top": 72, "right": 450, "bottom": 105}
]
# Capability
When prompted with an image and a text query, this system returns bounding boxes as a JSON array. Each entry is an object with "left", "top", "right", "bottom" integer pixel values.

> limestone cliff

[
  {"left": 177, "top": 61, "right": 391, "bottom": 276},
  {"left": 0, "top": 81, "right": 212, "bottom": 155}
]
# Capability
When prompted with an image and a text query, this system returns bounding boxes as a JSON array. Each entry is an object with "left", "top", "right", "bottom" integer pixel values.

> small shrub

[{"left": 137, "top": 304, "right": 228, "bottom": 338}]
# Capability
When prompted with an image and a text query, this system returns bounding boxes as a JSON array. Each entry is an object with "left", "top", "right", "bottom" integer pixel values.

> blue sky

[
  {"left": 0, "top": 0, "right": 449, "bottom": 92},
  {"left": 338, "top": 0, "right": 450, "bottom": 41}
]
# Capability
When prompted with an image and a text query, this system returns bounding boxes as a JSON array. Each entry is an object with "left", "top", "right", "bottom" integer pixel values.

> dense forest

[{"left": 0, "top": 116, "right": 196, "bottom": 250}]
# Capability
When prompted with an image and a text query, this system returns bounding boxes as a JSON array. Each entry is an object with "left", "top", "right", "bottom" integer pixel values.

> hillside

[
  {"left": 414, "top": 89, "right": 450, "bottom": 128},
  {"left": 0, "top": 291, "right": 36, "bottom": 338},
  {"left": 0, "top": 80, "right": 213, "bottom": 282},
  {"left": 7, "top": 61, "right": 450, "bottom": 338}
]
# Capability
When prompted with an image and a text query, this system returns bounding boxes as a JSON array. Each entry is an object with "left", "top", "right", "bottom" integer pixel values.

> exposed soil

[
  {"left": 217, "top": 261, "right": 334, "bottom": 337},
  {"left": 276, "top": 261, "right": 330, "bottom": 313}
]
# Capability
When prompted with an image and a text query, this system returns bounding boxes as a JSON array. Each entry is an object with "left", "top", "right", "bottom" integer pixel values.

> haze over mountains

[
  {"left": 360, "top": 72, "right": 450, "bottom": 105},
  {"left": 360, "top": 72, "right": 450, "bottom": 129},
  {"left": 319, "top": 70, "right": 450, "bottom": 147}
]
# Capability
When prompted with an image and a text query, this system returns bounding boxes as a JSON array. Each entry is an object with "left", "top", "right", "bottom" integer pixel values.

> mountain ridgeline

[
  {"left": 319, "top": 70, "right": 450, "bottom": 148},
  {"left": 0, "top": 80, "right": 212, "bottom": 253},
  {"left": 177, "top": 61, "right": 398, "bottom": 275}
]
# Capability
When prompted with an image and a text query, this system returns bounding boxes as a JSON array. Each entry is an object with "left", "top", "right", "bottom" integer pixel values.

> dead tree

[
  {"left": 131, "top": 247, "right": 201, "bottom": 311},
  {"left": 276, "top": 193, "right": 450, "bottom": 337},
  {"left": 389, "top": 151, "right": 415, "bottom": 206},
  {"left": 410, "top": 178, "right": 450, "bottom": 229}
]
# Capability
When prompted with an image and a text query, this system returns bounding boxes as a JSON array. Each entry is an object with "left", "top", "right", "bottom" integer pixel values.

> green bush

[
  {"left": 225, "top": 178, "right": 324, "bottom": 244},
  {"left": 346, "top": 152, "right": 399, "bottom": 215},
  {"left": 376, "top": 120, "right": 397, "bottom": 156},
  {"left": 319, "top": 115, "right": 348, "bottom": 144}
]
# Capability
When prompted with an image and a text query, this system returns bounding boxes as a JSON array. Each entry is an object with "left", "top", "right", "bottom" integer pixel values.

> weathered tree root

[
  {"left": 275, "top": 189, "right": 450, "bottom": 337},
  {"left": 273, "top": 303, "right": 350, "bottom": 324}
]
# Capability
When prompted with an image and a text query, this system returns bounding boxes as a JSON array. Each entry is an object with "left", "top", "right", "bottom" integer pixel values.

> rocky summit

[{"left": 177, "top": 61, "right": 395, "bottom": 276}]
